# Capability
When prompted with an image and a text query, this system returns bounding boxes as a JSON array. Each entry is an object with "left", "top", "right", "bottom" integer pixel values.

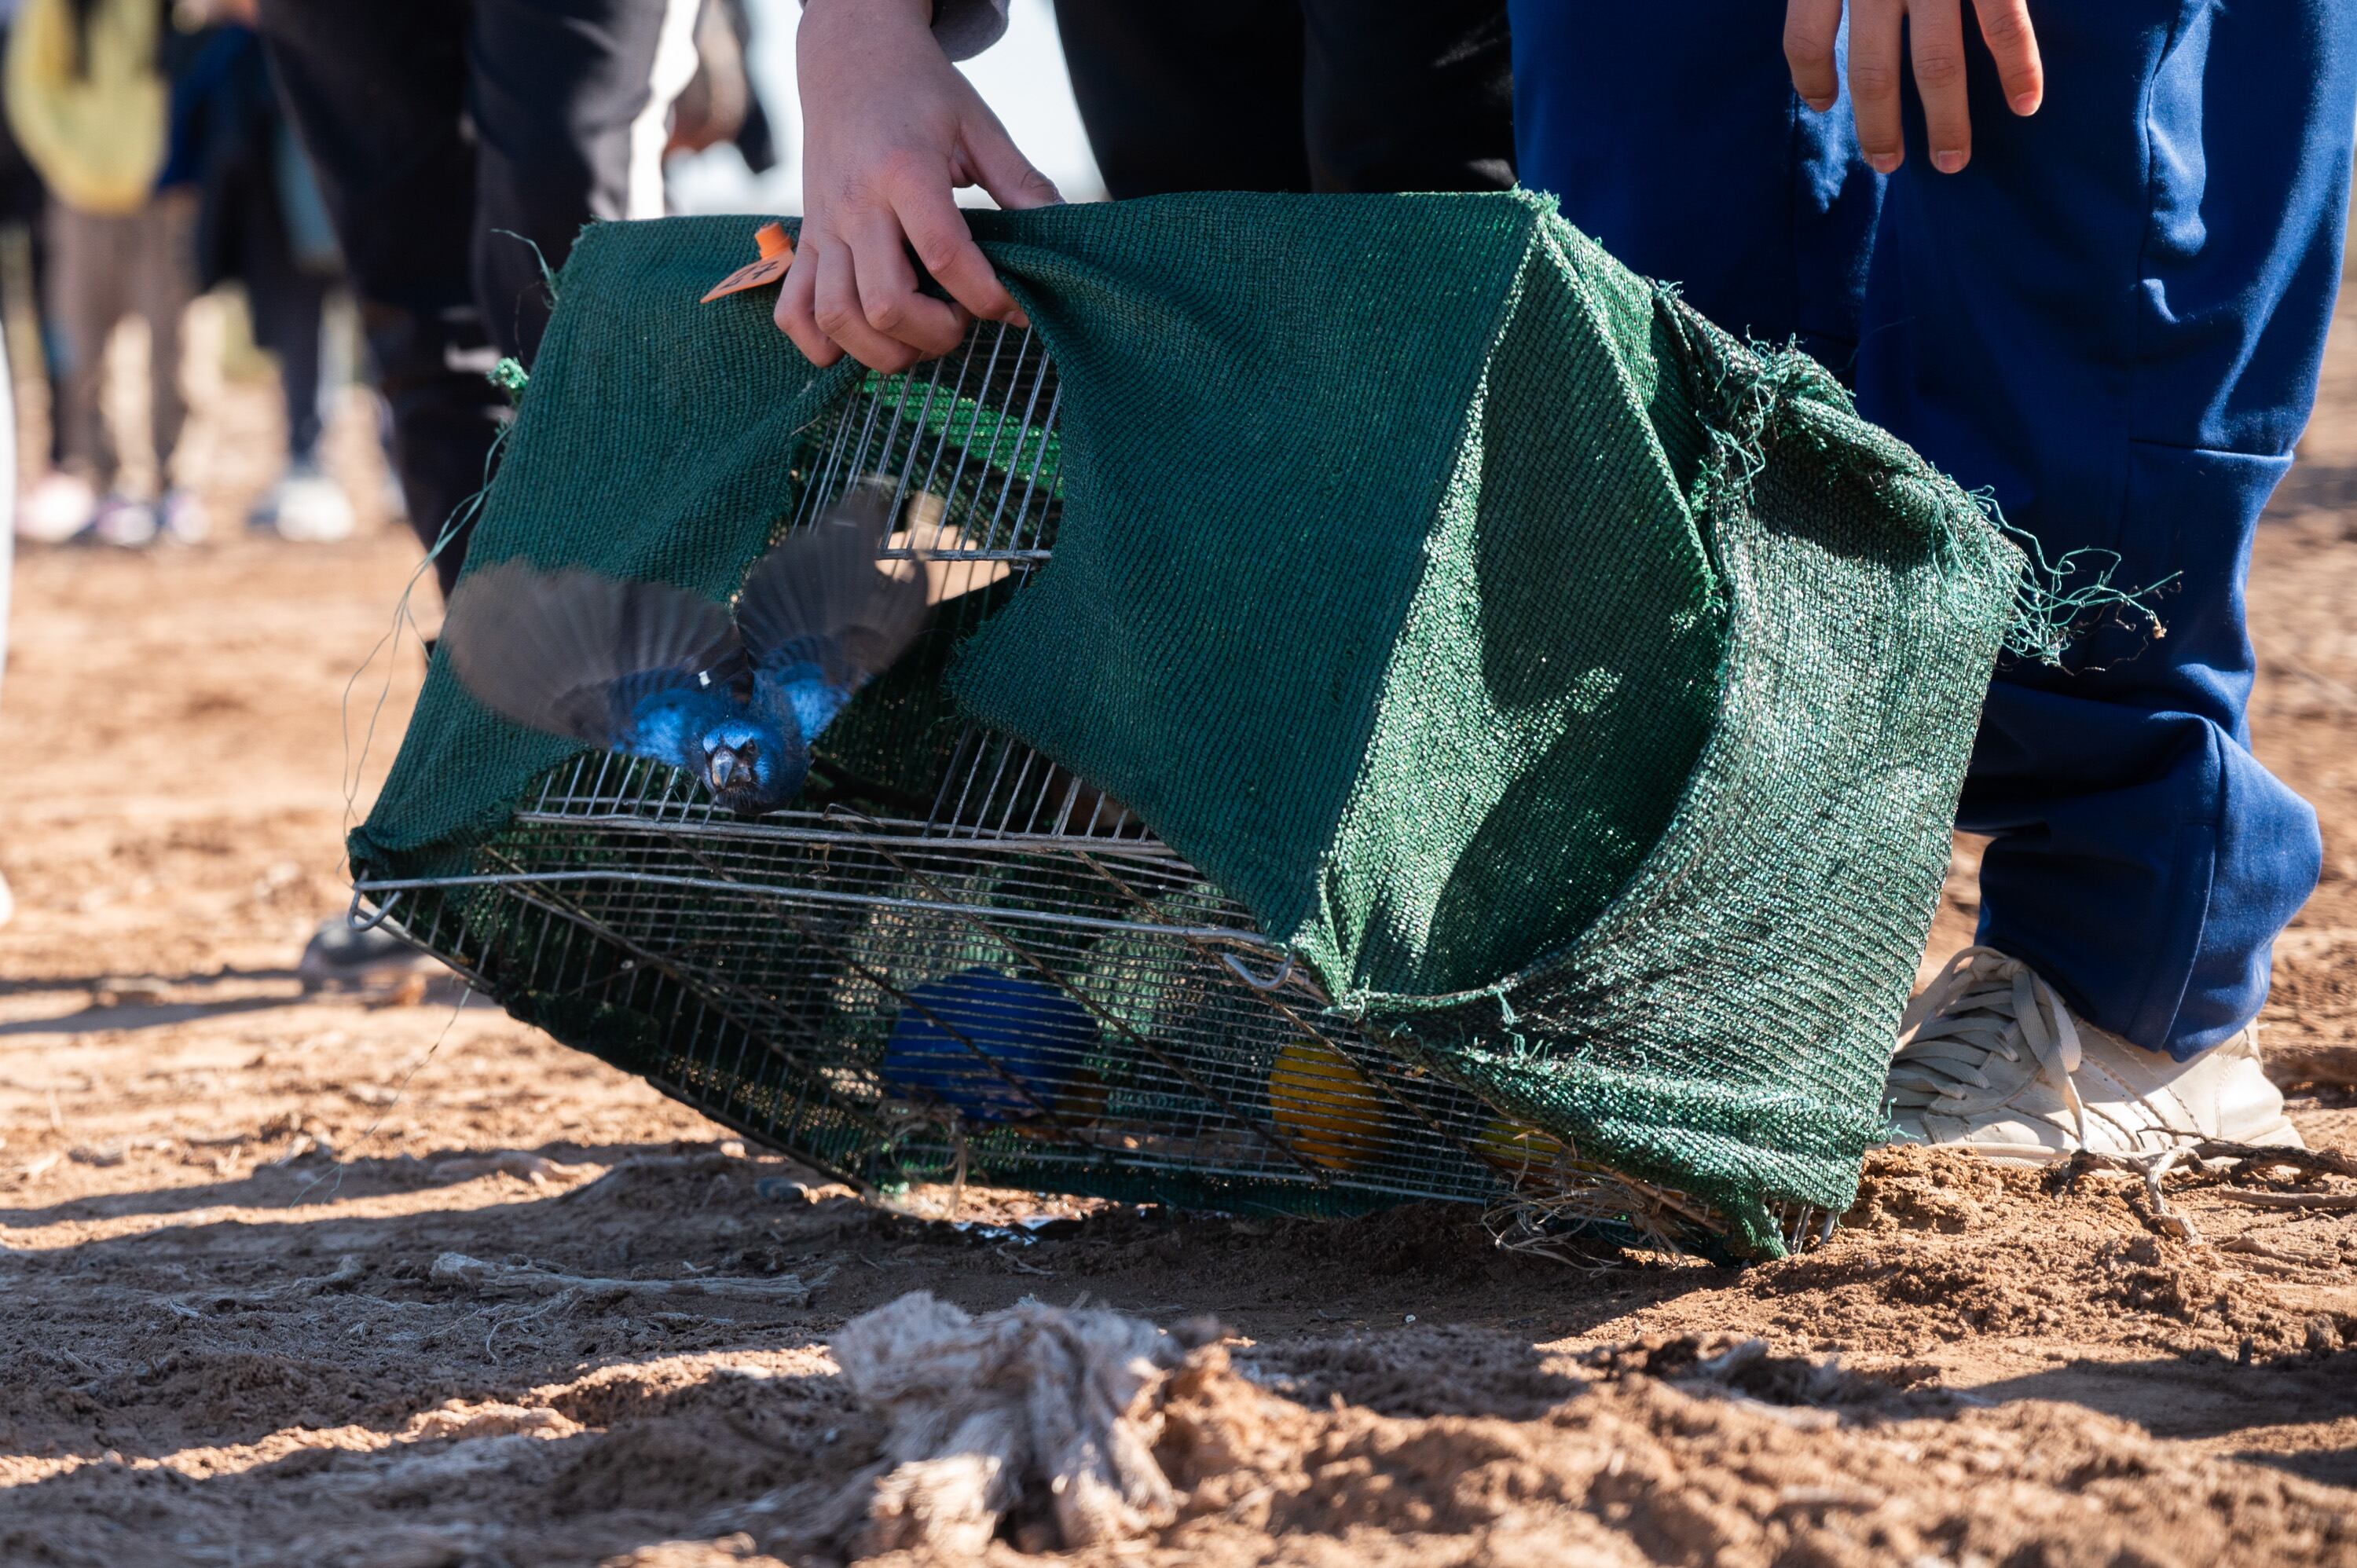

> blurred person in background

[
  {"left": 0, "top": 0, "right": 68, "bottom": 518},
  {"left": 254, "top": 0, "right": 704, "bottom": 601},
  {"left": 669, "top": 0, "right": 777, "bottom": 177},
  {"left": 173, "top": 0, "right": 352, "bottom": 542},
  {"left": 0, "top": 260, "right": 13, "bottom": 930},
  {"left": 6, "top": 0, "right": 206, "bottom": 547},
  {"left": 257, "top": 0, "right": 706, "bottom": 987}
]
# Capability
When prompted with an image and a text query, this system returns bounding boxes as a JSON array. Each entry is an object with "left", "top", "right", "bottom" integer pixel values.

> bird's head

[{"left": 700, "top": 720, "right": 794, "bottom": 819}]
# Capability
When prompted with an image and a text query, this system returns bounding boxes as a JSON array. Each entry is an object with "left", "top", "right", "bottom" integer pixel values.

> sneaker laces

[{"left": 1888, "top": 946, "right": 2090, "bottom": 1149}]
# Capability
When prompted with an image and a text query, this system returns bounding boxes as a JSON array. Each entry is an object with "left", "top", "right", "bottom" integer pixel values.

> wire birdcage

[{"left": 357, "top": 318, "right": 1832, "bottom": 1257}]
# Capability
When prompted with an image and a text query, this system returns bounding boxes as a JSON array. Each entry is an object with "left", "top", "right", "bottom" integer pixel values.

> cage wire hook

[
  {"left": 1221, "top": 950, "right": 1296, "bottom": 991},
  {"left": 347, "top": 888, "right": 403, "bottom": 933}
]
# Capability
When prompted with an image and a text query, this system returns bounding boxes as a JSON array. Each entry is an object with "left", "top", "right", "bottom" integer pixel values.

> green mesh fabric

[
  {"left": 1369, "top": 346, "right": 2026, "bottom": 1244},
  {"left": 351, "top": 192, "right": 2021, "bottom": 1255},
  {"left": 948, "top": 202, "right": 1727, "bottom": 1002}
]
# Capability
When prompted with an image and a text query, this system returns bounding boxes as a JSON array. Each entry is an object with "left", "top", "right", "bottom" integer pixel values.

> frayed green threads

[
  {"left": 1660, "top": 294, "right": 2176, "bottom": 671},
  {"left": 425, "top": 416, "right": 515, "bottom": 571},
  {"left": 1963, "top": 489, "right": 2178, "bottom": 665},
  {"left": 487, "top": 357, "right": 530, "bottom": 397},
  {"left": 1691, "top": 347, "right": 1842, "bottom": 522},
  {"left": 491, "top": 228, "right": 561, "bottom": 304},
  {"left": 2004, "top": 544, "right": 2176, "bottom": 665},
  {"left": 1655, "top": 291, "right": 1855, "bottom": 536}
]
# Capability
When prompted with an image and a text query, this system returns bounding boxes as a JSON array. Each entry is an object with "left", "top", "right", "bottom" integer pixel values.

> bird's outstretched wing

[
  {"left": 735, "top": 482, "right": 933, "bottom": 742},
  {"left": 441, "top": 561, "right": 742, "bottom": 764}
]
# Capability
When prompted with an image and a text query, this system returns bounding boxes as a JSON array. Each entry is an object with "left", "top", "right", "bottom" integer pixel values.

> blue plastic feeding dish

[{"left": 881, "top": 967, "right": 1095, "bottom": 1122}]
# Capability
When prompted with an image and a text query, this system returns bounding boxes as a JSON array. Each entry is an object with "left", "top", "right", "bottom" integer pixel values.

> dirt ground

[{"left": 5, "top": 293, "right": 2357, "bottom": 1568}]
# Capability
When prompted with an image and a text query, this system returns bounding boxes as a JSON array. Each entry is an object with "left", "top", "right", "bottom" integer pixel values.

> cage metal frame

[{"left": 357, "top": 318, "right": 1833, "bottom": 1256}]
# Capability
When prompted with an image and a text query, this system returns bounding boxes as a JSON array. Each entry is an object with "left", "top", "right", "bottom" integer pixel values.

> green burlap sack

[{"left": 352, "top": 192, "right": 2022, "bottom": 1254}]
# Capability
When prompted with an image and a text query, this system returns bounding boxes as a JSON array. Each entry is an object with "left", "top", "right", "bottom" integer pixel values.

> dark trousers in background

[
  {"left": 1049, "top": 0, "right": 1515, "bottom": 197},
  {"left": 245, "top": 259, "right": 328, "bottom": 466},
  {"left": 1510, "top": 0, "right": 2357, "bottom": 1058},
  {"left": 46, "top": 190, "right": 198, "bottom": 493},
  {"left": 255, "top": 0, "right": 699, "bottom": 593},
  {"left": 206, "top": 108, "right": 337, "bottom": 468}
]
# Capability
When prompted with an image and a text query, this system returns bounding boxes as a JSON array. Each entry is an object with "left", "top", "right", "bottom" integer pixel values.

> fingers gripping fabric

[{"left": 350, "top": 192, "right": 2020, "bottom": 1255}]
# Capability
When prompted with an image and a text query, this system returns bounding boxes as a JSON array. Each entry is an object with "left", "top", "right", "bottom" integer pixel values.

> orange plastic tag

[{"left": 701, "top": 221, "right": 796, "bottom": 302}]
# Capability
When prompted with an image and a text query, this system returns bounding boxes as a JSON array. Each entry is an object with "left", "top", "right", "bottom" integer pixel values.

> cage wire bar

[{"left": 358, "top": 317, "right": 1832, "bottom": 1256}]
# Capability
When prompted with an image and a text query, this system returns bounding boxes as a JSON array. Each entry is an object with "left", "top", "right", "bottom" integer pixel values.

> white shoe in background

[
  {"left": 1887, "top": 945, "right": 2301, "bottom": 1162},
  {"left": 88, "top": 494, "right": 158, "bottom": 548},
  {"left": 253, "top": 462, "right": 356, "bottom": 543},
  {"left": 159, "top": 487, "right": 210, "bottom": 544},
  {"left": 17, "top": 471, "right": 95, "bottom": 543}
]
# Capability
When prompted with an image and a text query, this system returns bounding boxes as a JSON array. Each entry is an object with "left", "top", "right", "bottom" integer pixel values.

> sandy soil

[{"left": 5, "top": 299, "right": 2357, "bottom": 1566}]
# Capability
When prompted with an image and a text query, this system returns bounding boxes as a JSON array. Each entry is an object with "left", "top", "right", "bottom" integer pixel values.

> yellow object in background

[
  {"left": 1473, "top": 1118, "right": 1571, "bottom": 1178},
  {"left": 5, "top": 0, "right": 167, "bottom": 216},
  {"left": 1267, "top": 1039, "right": 1389, "bottom": 1171}
]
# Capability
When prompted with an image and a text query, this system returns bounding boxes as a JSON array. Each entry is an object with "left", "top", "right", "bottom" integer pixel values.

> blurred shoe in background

[
  {"left": 298, "top": 914, "right": 432, "bottom": 992},
  {"left": 17, "top": 469, "right": 93, "bottom": 541},
  {"left": 87, "top": 493, "right": 156, "bottom": 547},
  {"left": 160, "top": 485, "right": 208, "bottom": 543},
  {"left": 249, "top": 458, "right": 353, "bottom": 541}
]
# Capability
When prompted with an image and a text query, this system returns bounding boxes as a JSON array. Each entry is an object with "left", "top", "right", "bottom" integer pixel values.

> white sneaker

[
  {"left": 88, "top": 493, "right": 158, "bottom": 548},
  {"left": 1886, "top": 946, "right": 2300, "bottom": 1163},
  {"left": 255, "top": 465, "right": 355, "bottom": 543},
  {"left": 159, "top": 487, "right": 210, "bottom": 544},
  {"left": 16, "top": 471, "right": 94, "bottom": 543}
]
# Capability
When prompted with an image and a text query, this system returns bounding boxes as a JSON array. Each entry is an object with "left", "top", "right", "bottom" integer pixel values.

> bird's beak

[{"left": 708, "top": 746, "right": 739, "bottom": 788}]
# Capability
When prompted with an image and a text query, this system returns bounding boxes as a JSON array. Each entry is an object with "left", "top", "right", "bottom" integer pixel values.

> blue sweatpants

[{"left": 1510, "top": 1, "right": 2357, "bottom": 1058}]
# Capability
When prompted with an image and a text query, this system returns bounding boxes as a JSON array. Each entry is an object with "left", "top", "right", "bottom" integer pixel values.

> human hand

[
  {"left": 667, "top": 2, "right": 751, "bottom": 159},
  {"left": 1783, "top": 0, "right": 2043, "bottom": 174},
  {"left": 781, "top": 0, "right": 1060, "bottom": 372}
]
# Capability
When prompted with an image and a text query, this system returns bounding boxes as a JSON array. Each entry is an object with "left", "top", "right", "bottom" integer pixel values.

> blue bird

[
  {"left": 882, "top": 967, "right": 1094, "bottom": 1122},
  {"left": 439, "top": 482, "right": 932, "bottom": 817}
]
